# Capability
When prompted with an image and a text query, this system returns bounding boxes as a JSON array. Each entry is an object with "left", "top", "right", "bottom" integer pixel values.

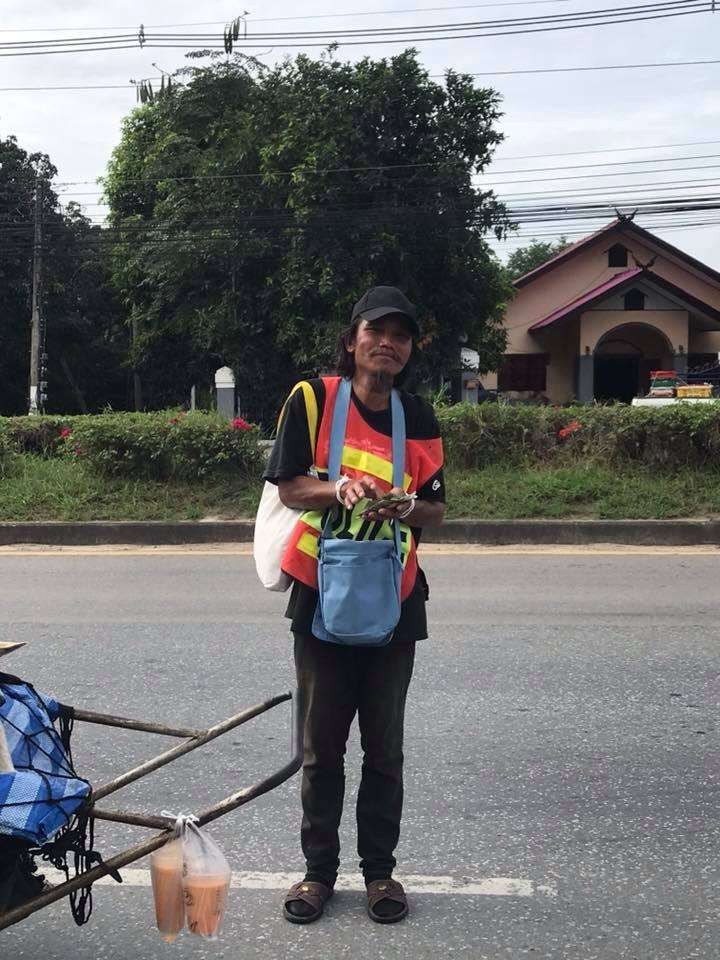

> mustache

[{"left": 371, "top": 348, "right": 400, "bottom": 361}]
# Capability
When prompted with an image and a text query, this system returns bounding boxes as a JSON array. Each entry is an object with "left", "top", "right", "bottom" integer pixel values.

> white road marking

[
  {"left": 0, "top": 543, "right": 719, "bottom": 557},
  {"left": 42, "top": 868, "right": 556, "bottom": 898}
]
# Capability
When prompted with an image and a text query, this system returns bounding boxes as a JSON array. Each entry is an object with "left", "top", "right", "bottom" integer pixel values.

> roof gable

[
  {"left": 513, "top": 219, "right": 720, "bottom": 291},
  {"left": 528, "top": 267, "right": 720, "bottom": 332}
]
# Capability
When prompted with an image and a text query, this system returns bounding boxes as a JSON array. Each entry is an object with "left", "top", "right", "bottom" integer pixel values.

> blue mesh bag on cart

[
  {"left": 0, "top": 676, "right": 90, "bottom": 843},
  {"left": 0, "top": 672, "right": 101, "bottom": 923}
]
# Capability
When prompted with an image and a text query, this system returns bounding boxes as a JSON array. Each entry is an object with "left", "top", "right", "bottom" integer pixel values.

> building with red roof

[{"left": 484, "top": 218, "right": 720, "bottom": 403}]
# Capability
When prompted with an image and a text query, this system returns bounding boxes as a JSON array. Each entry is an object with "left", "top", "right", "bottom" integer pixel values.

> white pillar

[{"left": 215, "top": 366, "right": 236, "bottom": 420}]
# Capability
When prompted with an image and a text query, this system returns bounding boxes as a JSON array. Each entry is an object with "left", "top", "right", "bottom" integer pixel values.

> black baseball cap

[{"left": 351, "top": 285, "right": 419, "bottom": 337}]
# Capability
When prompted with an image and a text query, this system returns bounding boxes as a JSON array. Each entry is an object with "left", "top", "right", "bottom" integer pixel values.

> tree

[
  {"left": 505, "top": 237, "right": 571, "bottom": 282},
  {"left": 43, "top": 205, "right": 130, "bottom": 413},
  {"left": 104, "top": 49, "right": 513, "bottom": 422},
  {"left": 0, "top": 136, "right": 129, "bottom": 415},
  {"left": 0, "top": 137, "right": 56, "bottom": 414}
]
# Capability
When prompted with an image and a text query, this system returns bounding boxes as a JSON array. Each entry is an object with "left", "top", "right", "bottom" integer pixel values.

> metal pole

[
  {"left": 71, "top": 707, "right": 203, "bottom": 740},
  {"left": 91, "top": 692, "right": 291, "bottom": 802},
  {"left": 28, "top": 176, "right": 43, "bottom": 416},
  {"left": 93, "top": 691, "right": 303, "bottom": 833},
  {"left": 0, "top": 690, "right": 304, "bottom": 931}
]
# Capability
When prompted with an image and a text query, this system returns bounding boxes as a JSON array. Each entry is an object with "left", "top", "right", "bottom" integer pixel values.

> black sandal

[
  {"left": 283, "top": 880, "right": 334, "bottom": 924},
  {"left": 366, "top": 878, "right": 409, "bottom": 924}
]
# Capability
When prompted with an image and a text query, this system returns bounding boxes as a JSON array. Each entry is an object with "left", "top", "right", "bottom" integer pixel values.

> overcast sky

[{"left": 2, "top": 0, "right": 719, "bottom": 266}]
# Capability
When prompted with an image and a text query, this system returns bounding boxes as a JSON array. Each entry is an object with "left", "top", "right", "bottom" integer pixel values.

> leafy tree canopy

[
  {"left": 104, "top": 49, "right": 512, "bottom": 422},
  {"left": 505, "top": 237, "right": 571, "bottom": 282},
  {"left": 0, "top": 136, "right": 128, "bottom": 415}
]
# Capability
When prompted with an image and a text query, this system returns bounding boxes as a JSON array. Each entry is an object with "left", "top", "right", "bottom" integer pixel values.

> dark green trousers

[{"left": 293, "top": 632, "right": 416, "bottom": 887}]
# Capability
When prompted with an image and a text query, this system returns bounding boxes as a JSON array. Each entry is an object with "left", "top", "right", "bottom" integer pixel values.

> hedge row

[
  {"left": 3, "top": 402, "right": 720, "bottom": 479},
  {"left": 0, "top": 412, "right": 263, "bottom": 481},
  {"left": 436, "top": 401, "right": 720, "bottom": 469}
]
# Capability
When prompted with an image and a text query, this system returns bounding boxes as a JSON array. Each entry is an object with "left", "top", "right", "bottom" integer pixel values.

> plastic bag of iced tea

[
  {"left": 181, "top": 821, "right": 231, "bottom": 940},
  {"left": 150, "top": 832, "right": 185, "bottom": 943}
]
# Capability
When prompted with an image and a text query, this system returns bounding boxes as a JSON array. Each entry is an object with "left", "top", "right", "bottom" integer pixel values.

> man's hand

[
  {"left": 338, "top": 475, "right": 382, "bottom": 509},
  {"left": 367, "top": 486, "right": 413, "bottom": 521}
]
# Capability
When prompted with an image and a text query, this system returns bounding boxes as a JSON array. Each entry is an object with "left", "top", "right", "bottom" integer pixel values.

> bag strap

[
  {"left": 390, "top": 388, "right": 405, "bottom": 489},
  {"left": 327, "top": 377, "right": 352, "bottom": 481},
  {"left": 325, "top": 378, "right": 405, "bottom": 559},
  {"left": 388, "top": 389, "right": 405, "bottom": 560},
  {"left": 277, "top": 381, "right": 319, "bottom": 463}
]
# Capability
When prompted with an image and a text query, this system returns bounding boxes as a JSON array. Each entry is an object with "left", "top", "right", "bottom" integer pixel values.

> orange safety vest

[{"left": 280, "top": 376, "right": 443, "bottom": 602}]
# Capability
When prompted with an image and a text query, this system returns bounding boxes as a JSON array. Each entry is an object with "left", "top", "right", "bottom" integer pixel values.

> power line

[
  {"left": 484, "top": 151, "right": 720, "bottom": 176},
  {"left": 56, "top": 178, "right": 720, "bottom": 209},
  {"left": 52, "top": 154, "right": 720, "bottom": 193},
  {"left": 0, "top": 83, "right": 133, "bottom": 91},
  {"left": 0, "top": 0, "right": 701, "bottom": 39},
  {"left": 496, "top": 176, "right": 720, "bottom": 199},
  {"left": 0, "top": 1, "right": 597, "bottom": 32},
  {"left": 143, "top": 7, "right": 715, "bottom": 48},
  {"left": 3, "top": 60, "right": 720, "bottom": 94},
  {"left": 51, "top": 150, "right": 720, "bottom": 189},
  {"left": 483, "top": 162, "right": 720, "bottom": 186},
  {"left": 53, "top": 161, "right": 474, "bottom": 188},
  {"left": 0, "top": 212, "right": 716, "bottom": 260},
  {"left": 0, "top": 43, "right": 141, "bottom": 58},
  {"left": 498, "top": 138, "right": 720, "bottom": 161},
  {"left": 145, "top": 0, "right": 709, "bottom": 37},
  {"left": 445, "top": 56, "right": 720, "bottom": 76},
  {"left": 54, "top": 182, "right": 720, "bottom": 218},
  {"left": 492, "top": 218, "right": 720, "bottom": 240},
  {"left": 0, "top": 0, "right": 711, "bottom": 56},
  {"left": 10, "top": 193, "right": 720, "bottom": 235},
  {"left": 46, "top": 141, "right": 720, "bottom": 200}
]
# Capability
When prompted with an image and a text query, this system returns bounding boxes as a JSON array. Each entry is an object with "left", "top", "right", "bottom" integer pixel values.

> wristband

[
  {"left": 397, "top": 498, "right": 416, "bottom": 520},
  {"left": 335, "top": 475, "right": 351, "bottom": 505}
]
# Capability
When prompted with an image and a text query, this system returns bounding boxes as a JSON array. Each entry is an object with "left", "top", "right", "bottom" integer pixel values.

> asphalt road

[{"left": 1, "top": 545, "right": 718, "bottom": 959}]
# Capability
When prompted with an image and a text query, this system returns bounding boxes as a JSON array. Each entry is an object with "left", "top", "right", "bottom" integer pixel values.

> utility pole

[{"left": 28, "top": 175, "right": 44, "bottom": 415}]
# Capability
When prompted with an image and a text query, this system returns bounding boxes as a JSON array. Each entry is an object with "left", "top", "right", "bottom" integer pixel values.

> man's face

[{"left": 348, "top": 314, "right": 414, "bottom": 379}]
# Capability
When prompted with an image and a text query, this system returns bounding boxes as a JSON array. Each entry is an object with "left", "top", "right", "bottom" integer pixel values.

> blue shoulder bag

[{"left": 311, "top": 377, "right": 405, "bottom": 647}]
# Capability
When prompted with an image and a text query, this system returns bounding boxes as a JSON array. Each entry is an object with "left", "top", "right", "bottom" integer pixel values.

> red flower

[
  {"left": 231, "top": 417, "right": 252, "bottom": 431},
  {"left": 168, "top": 417, "right": 180, "bottom": 425},
  {"left": 558, "top": 420, "right": 581, "bottom": 440},
  {"left": 59, "top": 427, "right": 72, "bottom": 439}
]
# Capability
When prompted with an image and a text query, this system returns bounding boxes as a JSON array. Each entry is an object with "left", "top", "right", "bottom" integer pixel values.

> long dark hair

[{"left": 335, "top": 318, "right": 416, "bottom": 387}]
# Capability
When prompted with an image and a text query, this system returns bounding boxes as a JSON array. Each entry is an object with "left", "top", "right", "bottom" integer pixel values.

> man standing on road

[{"left": 263, "top": 286, "right": 445, "bottom": 925}]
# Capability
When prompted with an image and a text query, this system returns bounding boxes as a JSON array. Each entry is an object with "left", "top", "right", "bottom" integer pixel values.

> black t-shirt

[{"left": 263, "top": 379, "right": 445, "bottom": 643}]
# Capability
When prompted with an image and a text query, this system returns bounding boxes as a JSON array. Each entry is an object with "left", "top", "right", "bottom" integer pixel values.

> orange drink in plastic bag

[
  {"left": 184, "top": 873, "right": 230, "bottom": 937},
  {"left": 150, "top": 839, "right": 185, "bottom": 943},
  {"left": 181, "top": 820, "right": 231, "bottom": 939}
]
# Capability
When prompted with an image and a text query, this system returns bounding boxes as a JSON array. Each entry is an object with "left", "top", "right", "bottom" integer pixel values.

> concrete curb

[
  {"left": 1, "top": 519, "right": 720, "bottom": 546},
  {"left": 0, "top": 521, "right": 255, "bottom": 546}
]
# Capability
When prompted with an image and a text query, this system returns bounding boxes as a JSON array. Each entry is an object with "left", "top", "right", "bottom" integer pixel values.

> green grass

[
  {"left": 2, "top": 455, "right": 720, "bottom": 521},
  {"left": 0, "top": 456, "right": 262, "bottom": 521},
  {"left": 446, "top": 464, "right": 720, "bottom": 520}
]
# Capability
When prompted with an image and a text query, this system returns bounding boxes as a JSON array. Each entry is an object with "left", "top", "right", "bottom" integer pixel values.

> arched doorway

[{"left": 594, "top": 324, "right": 674, "bottom": 403}]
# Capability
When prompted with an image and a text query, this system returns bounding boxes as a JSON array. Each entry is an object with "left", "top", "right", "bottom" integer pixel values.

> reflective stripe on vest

[{"left": 281, "top": 376, "right": 419, "bottom": 601}]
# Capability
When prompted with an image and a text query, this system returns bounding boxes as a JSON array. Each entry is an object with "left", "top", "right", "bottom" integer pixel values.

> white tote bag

[
  {"left": 253, "top": 482, "right": 299, "bottom": 591},
  {"left": 253, "top": 381, "right": 318, "bottom": 592}
]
